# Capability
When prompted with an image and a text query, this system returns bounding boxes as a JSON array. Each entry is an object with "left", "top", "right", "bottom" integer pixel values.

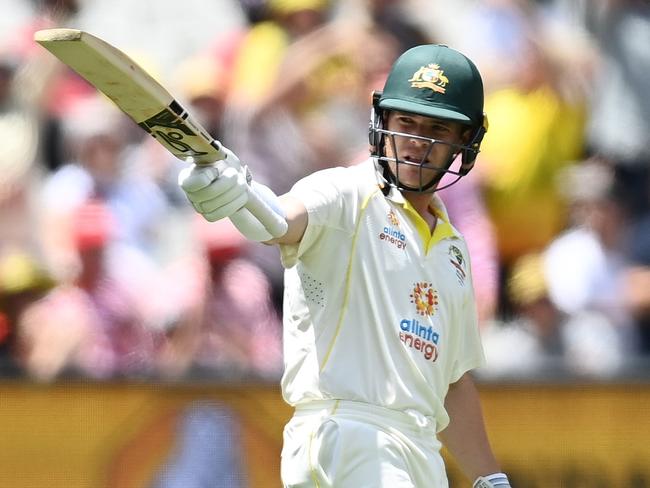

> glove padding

[
  {"left": 178, "top": 148, "right": 249, "bottom": 222},
  {"left": 473, "top": 473, "right": 511, "bottom": 488},
  {"left": 179, "top": 148, "right": 287, "bottom": 241}
]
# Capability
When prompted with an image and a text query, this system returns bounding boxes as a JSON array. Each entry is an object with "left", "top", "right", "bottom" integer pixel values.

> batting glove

[
  {"left": 473, "top": 473, "right": 511, "bottom": 488},
  {"left": 179, "top": 148, "right": 287, "bottom": 241},
  {"left": 179, "top": 148, "right": 250, "bottom": 222}
]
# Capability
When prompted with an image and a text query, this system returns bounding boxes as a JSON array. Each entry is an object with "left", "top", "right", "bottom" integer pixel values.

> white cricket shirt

[{"left": 279, "top": 159, "right": 485, "bottom": 431}]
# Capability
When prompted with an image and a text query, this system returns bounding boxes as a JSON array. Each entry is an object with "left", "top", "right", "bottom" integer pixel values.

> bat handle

[{"left": 245, "top": 191, "right": 289, "bottom": 238}]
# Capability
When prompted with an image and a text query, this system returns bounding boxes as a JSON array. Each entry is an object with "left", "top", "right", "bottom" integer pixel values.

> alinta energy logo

[
  {"left": 379, "top": 209, "right": 407, "bottom": 250},
  {"left": 397, "top": 282, "right": 441, "bottom": 363}
]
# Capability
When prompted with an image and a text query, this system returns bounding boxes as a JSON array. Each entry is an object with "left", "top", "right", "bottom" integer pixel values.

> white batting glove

[
  {"left": 473, "top": 473, "right": 512, "bottom": 488},
  {"left": 178, "top": 148, "right": 250, "bottom": 222},
  {"left": 179, "top": 148, "right": 287, "bottom": 241}
]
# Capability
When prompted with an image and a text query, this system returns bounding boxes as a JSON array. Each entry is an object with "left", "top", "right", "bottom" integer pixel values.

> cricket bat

[{"left": 34, "top": 28, "right": 288, "bottom": 238}]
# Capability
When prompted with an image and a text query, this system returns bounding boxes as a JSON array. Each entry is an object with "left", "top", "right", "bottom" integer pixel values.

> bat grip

[
  {"left": 244, "top": 190, "right": 289, "bottom": 239},
  {"left": 212, "top": 147, "right": 287, "bottom": 239}
]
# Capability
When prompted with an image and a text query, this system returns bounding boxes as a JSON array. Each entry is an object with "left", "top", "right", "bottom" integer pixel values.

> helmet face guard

[
  {"left": 370, "top": 103, "right": 487, "bottom": 193},
  {"left": 368, "top": 44, "right": 487, "bottom": 194}
]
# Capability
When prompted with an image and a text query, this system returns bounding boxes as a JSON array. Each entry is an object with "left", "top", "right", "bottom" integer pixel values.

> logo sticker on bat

[{"left": 139, "top": 106, "right": 209, "bottom": 157}]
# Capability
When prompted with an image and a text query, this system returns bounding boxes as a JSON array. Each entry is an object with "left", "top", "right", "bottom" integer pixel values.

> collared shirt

[{"left": 279, "top": 159, "right": 485, "bottom": 431}]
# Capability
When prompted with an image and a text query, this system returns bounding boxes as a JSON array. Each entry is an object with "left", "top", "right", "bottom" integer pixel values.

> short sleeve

[{"left": 279, "top": 166, "right": 356, "bottom": 268}]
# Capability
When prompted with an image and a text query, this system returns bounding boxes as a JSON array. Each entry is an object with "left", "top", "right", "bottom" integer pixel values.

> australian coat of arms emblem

[{"left": 409, "top": 64, "right": 449, "bottom": 93}]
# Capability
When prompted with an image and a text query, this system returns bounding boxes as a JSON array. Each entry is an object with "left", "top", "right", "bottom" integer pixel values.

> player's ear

[{"left": 460, "top": 127, "right": 473, "bottom": 145}]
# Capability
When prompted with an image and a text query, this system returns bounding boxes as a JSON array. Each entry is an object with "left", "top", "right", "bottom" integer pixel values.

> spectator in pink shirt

[{"left": 17, "top": 201, "right": 159, "bottom": 381}]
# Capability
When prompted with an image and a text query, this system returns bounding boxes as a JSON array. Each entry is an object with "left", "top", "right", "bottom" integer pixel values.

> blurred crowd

[{"left": 0, "top": 0, "right": 649, "bottom": 383}]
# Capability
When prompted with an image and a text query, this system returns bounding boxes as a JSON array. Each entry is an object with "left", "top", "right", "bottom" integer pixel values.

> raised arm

[{"left": 268, "top": 195, "right": 308, "bottom": 245}]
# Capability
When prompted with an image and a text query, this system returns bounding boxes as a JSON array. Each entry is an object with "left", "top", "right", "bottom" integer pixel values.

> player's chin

[
  {"left": 396, "top": 179, "right": 439, "bottom": 191},
  {"left": 395, "top": 167, "right": 440, "bottom": 189}
]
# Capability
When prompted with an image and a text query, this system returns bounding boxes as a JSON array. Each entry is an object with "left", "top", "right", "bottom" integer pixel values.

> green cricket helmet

[{"left": 369, "top": 44, "right": 488, "bottom": 193}]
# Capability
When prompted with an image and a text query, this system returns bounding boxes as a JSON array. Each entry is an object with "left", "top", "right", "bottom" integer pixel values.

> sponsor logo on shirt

[
  {"left": 448, "top": 245, "right": 467, "bottom": 286},
  {"left": 379, "top": 209, "right": 407, "bottom": 250},
  {"left": 398, "top": 318, "right": 439, "bottom": 362},
  {"left": 398, "top": 282, "right": 441, "bottom": 362},
  {"left": 409, "top": 282, "right": 438, "bottom": 316}
]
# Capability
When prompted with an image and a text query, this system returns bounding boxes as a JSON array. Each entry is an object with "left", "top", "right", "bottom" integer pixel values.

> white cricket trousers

[{"left": 280, "top": 399, "right": 448, "bottom": 488}]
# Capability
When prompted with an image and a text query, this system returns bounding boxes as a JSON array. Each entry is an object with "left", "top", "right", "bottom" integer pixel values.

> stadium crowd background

[{"left": 1, "top": 0, "right": 650, "bottom": 384}]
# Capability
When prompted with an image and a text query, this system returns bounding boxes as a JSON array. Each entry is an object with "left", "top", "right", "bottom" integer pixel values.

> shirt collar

[{"left": 384, "top": 186, "right": 461, "bottom": 249}]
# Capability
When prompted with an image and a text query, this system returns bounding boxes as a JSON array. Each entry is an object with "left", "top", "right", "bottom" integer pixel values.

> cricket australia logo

[
  {"left": 448, "top": 245, "right": 467, "bottom": 286},
  {"left": 409, "top": 64, "right": 449, "bottom": 94},
  {"left": 410, "top": 282, "right": 438, "bottom": 316}
]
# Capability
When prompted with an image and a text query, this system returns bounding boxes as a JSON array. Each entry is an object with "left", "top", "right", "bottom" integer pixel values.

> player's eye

[{"left": 431, "top": 124, "right": 450, "bottom": 133}]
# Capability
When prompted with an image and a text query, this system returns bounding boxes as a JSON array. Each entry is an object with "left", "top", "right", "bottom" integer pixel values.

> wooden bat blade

[
  {"left": 35, "top": 28, "right": 288, "bottom": 238},
  {"left": 34, "top": 28, "right": 224, "bottom": 164}
]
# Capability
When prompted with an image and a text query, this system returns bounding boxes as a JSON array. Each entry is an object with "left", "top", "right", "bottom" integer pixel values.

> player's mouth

[
  {"left": 401, "top": 154, "right": 429, "bottom": 165},
  {"left": 400, "top": 154, "right": 445, "bottom": 174}
]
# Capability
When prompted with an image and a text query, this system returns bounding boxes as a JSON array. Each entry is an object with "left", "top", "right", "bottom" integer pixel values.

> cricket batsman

[{"left": 179, "top": 44, "right": 511, "bottom": 488}]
